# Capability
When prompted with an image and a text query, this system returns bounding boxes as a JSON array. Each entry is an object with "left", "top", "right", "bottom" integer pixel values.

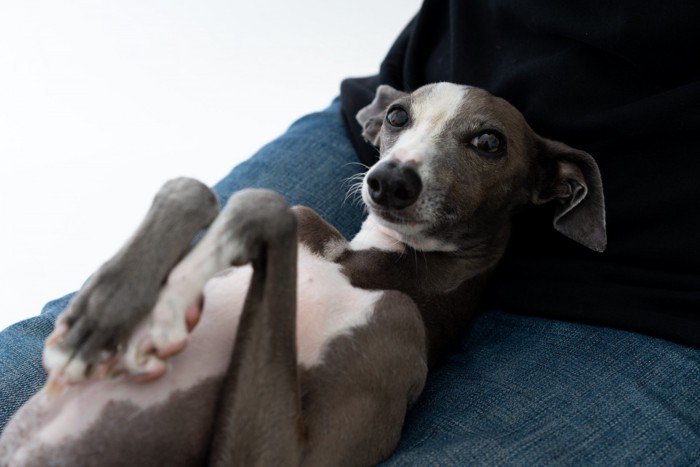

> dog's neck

[
  {"left": 341, "top": 217, "right": 510, "bottom": 306},
  {"left": 341, "top": 212, "right": 513, "bottom": 364},
  {"left": 349, "top": 214, "right": 511, "bottom": 281}
]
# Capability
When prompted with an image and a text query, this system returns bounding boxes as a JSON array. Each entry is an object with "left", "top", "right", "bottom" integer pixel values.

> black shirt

[{"left": 340, "top": 0, "right": 700, "bottom": 347}]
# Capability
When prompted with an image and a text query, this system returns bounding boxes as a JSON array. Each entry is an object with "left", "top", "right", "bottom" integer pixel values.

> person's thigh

[
  {"left": 385, "top": 310, "right": 700, "bottom": 466},
  {"left": 0, "top": 99, "right": 367, "bottom": 432}
]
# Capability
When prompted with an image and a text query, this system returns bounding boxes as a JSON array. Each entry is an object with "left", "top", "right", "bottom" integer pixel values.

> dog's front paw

[
  {"left": 42, "top": 178, "right": 221, "bottom": 391},
  {"left": 43, "top": 268, "right": 164, "bottom": 388},
  {"left": 115, "top": 253, "right": 215, "bottom": 379},
  {"left": 146, "top": 272, "right": 205, "bottom": 360},
  {"left": 119, "top": 296, "right": 204, "bottom": 383}
]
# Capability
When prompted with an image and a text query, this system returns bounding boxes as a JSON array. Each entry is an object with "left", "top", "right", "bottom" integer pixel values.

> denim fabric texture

[
  {"left": 385, "top": 311, "right": 700, "bottom": 466},
  {"left": 1, "top": 99, "right": 699, "bottom": 464}
]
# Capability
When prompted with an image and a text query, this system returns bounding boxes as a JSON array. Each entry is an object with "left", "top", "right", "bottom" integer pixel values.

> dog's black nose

[{"left": 366, "top": 161, "right": 422, "bottom": 210}]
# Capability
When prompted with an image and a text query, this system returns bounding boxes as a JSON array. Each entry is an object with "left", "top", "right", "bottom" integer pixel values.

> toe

[{"left": 185, "top": 300, "right": 202, "bottom": 332}]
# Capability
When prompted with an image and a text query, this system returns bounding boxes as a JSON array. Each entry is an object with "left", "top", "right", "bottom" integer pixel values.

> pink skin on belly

[{"left": 0, "top": 245, "right": 382, "bottom": 465}]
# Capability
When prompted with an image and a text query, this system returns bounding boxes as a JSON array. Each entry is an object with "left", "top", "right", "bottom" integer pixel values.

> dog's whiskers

[{"left": 342, "top": 173, "right": 367, "bottom": 208}]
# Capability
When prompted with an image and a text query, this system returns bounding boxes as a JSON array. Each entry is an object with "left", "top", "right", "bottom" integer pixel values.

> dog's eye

[
  {"left": 470, "top": 132, "right": 505, "bottom": 155},
  {"left": 385, "top": 107, "right": 409, "bottom": 128}
]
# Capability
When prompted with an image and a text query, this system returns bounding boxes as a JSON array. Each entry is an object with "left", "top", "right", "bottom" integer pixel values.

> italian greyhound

[{"left": 0, "top": 82, "right": 606, "bottom": 466}]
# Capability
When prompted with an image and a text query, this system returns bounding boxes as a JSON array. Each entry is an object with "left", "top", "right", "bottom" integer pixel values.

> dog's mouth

[
  {"left": 367, "top": 203, "right": 426, "bottom": 227},
  {"left": 369, "top": 206, "right": 433, "bottom": 242},
  {"left": 376, "top": 209, "right": 420, "bottom": 225},
  {"left": 361, "top": 175, "right": 460, "bottom": 252},
  {"left": 368, "top": 207, "right": 460, "bottom": 253}
]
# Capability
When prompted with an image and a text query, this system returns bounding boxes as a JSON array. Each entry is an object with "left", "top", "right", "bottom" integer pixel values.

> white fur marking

[
  {"left": 350, "top": 216, "right": 406, "bottom": 252},
  {"left": 389, "top": 83, "right": 467, "bottom": 165},
  {"left": 295, "top": 246, "right": 382, "bottom": 365}
]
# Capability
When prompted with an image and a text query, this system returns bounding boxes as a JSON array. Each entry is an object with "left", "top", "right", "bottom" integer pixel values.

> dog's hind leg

[
  {"left": 203, "top": 188, "right": 303, "bottom": 466},
  {"left": 43, "top": 177, "right": 220, "bottom": 386}
]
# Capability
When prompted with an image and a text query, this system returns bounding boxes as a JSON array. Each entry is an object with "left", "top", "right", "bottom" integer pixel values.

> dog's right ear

[{"left": 356, "top": 85, "right": 408, "bottom": 148}]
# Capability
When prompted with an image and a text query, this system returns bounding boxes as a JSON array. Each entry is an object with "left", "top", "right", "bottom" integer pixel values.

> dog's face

[{"left": 357, "top": 83, "right": 606, "bottom": 254}]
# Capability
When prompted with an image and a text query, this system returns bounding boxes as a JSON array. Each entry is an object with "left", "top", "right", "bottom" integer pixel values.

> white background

[{"left": 0, "top": 1, "right": 421, "bottom": 331}]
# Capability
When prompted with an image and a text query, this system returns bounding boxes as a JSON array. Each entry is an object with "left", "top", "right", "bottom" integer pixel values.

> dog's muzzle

[{"left": 366, "top": 161, "right": 422, "bottom": 210}]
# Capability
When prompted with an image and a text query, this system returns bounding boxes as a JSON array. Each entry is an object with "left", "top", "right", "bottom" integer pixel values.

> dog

[{"left": 0, "top": 82, "right": 605, "bottom": 466}]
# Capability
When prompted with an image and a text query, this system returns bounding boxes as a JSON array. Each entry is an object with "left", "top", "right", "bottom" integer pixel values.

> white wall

[{"left": 0, "top": 1, "right": 422, "bottom": 331}]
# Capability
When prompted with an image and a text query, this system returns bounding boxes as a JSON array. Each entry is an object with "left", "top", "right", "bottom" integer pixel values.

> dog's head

[{"left": 357, "top": 82, "right": 606, "bottom": 254}]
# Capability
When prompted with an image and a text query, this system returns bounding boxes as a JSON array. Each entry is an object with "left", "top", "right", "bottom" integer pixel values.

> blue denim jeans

[{"left": 1, "top": 100, "right": 698, "bottom": 465}]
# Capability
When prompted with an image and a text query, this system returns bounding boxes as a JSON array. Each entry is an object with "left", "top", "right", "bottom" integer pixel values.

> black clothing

[{"left": 340, "top": 0, "right": 700, "bottom": 347}]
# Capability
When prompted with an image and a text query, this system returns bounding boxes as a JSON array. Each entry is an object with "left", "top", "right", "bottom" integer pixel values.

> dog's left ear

[
  {"left": 532, "top": 138, "right": 607, "bottom": 252},
  {"left": 356, "top": 85, "right": 408, "bottom": 148}
]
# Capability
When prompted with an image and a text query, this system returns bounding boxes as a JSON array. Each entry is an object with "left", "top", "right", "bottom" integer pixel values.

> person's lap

[
  {"left": 385, "top": 310, "right": 700, "bottom": 465},
  {"left": 1, "top": 99, "right": 698, "bottom": 464}
]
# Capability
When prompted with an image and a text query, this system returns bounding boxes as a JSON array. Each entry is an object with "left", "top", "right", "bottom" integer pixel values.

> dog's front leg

[
  {"left": 43, "top": 177, "right": 219, "bottom": 385},
  {"left": 204, "top": 189, "right": 303, "bottom": 466}
]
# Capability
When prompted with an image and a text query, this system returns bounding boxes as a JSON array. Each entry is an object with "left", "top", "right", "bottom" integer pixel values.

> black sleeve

[{"left": 340, "top": 16, "right": 416, "bottom": 166}]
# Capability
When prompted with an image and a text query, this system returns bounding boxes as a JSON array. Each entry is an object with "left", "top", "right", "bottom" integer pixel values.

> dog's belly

[
  {"left": 203, "top": 243, "right": 382, "bottom": 367},
  {"left": 0, "top": 245, "right": 382, "bottom": 466}
]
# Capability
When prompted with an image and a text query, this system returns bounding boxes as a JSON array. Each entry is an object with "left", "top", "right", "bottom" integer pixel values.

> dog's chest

[{"left": 202, "top": 243, "right": 383, "bottom": 367}]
